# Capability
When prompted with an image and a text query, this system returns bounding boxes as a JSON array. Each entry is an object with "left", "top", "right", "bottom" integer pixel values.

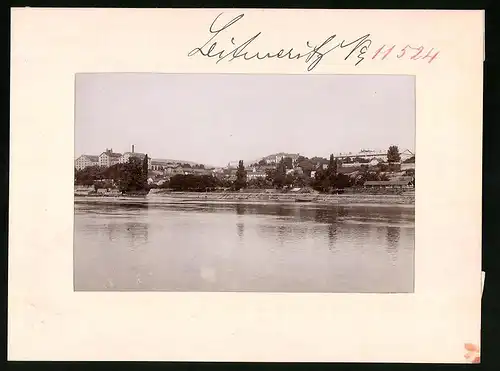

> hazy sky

[{"left": 75, "top": 73, "right": 415, "bottom": 167}]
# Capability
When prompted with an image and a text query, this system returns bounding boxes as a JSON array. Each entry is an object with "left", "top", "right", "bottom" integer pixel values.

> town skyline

[
  {"left": 75, "top": 144, "right": 415, "bottom": 169},
  {"left": 75, "top": 74, "right": 415, "bottom": 167}
]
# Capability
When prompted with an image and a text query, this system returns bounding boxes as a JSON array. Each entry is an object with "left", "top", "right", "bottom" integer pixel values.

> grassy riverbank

[
  {"left": 75, "top": 190, "right": 414, "bottom": 206},
  {"left": 151, "top": 190, "right": 415, "bottom": 205}
]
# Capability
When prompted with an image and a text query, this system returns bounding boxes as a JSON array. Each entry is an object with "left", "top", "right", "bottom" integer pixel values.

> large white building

[
  {"left": 150, "top": 158, "right": 172, "bottom": 171},
  {"left": 334, "top": 148, "right": 414, "bottom": 162},
  {"left": 75, "top": 155, "right": 99, "bottom": 170},
  {"left": 76, "top": 145, "right": 157, "bottom": 170},
  {"left": 265, "top": 153, "right": 300, "bottom": 165},
  {"left": 99, "top": 149, "right": 122, "bottom": 167},
  {"left": 119, "top": 145, "right": 152, "bottom": 169}
]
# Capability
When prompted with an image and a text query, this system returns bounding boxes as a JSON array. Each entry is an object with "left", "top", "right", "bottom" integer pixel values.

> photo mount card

[{"left": 9, "top": 8, "right": 483, "bottom": 363}]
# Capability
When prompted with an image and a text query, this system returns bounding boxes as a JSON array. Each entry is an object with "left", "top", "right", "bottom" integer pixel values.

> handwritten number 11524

[{"left": 372, "top": 44, "right": 440, "bottom": 63}]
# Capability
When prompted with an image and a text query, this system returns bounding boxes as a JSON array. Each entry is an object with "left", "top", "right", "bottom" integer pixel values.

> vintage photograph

[{"left": 74, "top": 73, "right": 415, "bottom": 293}]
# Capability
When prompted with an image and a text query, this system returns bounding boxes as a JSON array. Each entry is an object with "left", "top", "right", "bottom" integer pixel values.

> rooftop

[
  {"left": 248, "top": 171, "right": 266, "bottom": 176},
  {"left": 123, "top": 152, "right": 147, "bottom": 158},
  {"left": 151, "top": 158, "right": 173, "bottom": 165},
  {"left": 364, "top": 180, "right": 413, "bottom": 186},
  {"left": 80, "top": 155, "right": 99, "bottom": 162},
  {"left": 100, "top": 151, "right": 122, "bottom": 158}
]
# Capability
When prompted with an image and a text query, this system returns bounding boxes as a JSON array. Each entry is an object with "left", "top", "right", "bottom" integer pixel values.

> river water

[{"left": 74, "top": 199, "right": 415, "bottom": 293}]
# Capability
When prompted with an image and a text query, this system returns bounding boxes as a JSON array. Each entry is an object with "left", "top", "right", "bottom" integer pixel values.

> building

[
  {"left": 165, "top": 164, "right": 184, "bottom": 176},
  {"left": 258, "top": 164, "right": 276, "bottom": 172},
  {"left": 338, "top": 166, "right": 363, "bottom": 174},
  {"left": 248, "top": 171, "right": 266, "bottom": 180},
  {"left": 193, "top": 168, "right": 212, "bottom": 176},
  {"left": 397, "top": 176, "right": 414, "bottom": 183},
  {"left": 334, "top": 148, "right": 414, "bottom": 162},
  {"left": 99, "top": 149, "right": 122, "bottom": 168},
  {"left": 150, "top": 159, "right": 172, "bottom": 171},
  {"left": 264, "top": 153, "right": 301, "bottom": 165},
  {"left": 363, "top": 179, "right": 414, "bottom": 188},
  {"left": 181, "top": 168, "right": 212, "bottom": 176},
  {"left": 401, "top": 162, "right": 416, "bottom": 171},
  {"left": 75, "top": 155, "right": 99, "bottom": 170},
  {"left": 119, "top": 145, "right": 152, "bottom": 169}
]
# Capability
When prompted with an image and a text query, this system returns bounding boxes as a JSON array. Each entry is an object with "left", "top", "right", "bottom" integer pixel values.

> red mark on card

[
  {"left": 371, "top": 44, "right": 395, "bottom": 60},
  {"left": 372, "top": 44, "right": 439, "bottom": 63},
  {"left": 410, "top": 46, "right": 424, "bottom": 60},
  {"left": 397, "top": 45, "right": 409, "bottom": 58},
  {"left": 422, "top": 48, "right": 440, "bottom": 63}
]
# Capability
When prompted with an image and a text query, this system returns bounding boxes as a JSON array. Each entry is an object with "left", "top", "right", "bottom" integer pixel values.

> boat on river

[{"left": 295, "top": 198, "right": 314, "bottom": 203}]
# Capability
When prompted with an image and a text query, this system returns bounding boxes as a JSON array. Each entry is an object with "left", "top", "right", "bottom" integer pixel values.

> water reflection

[
  {"left": 74, "top": 200, "right": 415, "bottom": 293},
  {"left": 236, "top": 203, "right": 246, "bottom": 215},
  {"left": 327, "top": 224, "right": 338, "bottom": 252},
  {"left": 385, "top": 226, "right": 400, "bottom": 264},
  {"left": 236, "top": 222, "right": 244, "bottom": 239}
]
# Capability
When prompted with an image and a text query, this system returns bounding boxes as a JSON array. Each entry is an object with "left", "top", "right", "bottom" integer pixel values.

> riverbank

[
  {"left": 75, "top": 190, "right": 415, "bottom": 206},
  {"left": 152, "top": 191, "right": 414, "bottom": 205}
]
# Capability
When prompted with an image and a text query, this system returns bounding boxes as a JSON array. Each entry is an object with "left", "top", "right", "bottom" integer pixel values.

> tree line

[
  {"left": 75, "top": 146, "right": 412, "bottom": 193},
  {"left": 75, "top": 155, "right": 150, "bottom": 194}
]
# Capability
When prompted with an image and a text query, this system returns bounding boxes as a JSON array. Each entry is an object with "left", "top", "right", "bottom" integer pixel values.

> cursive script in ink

[{"left": 188, "top": 13, "right": 373, "bottom": 71}]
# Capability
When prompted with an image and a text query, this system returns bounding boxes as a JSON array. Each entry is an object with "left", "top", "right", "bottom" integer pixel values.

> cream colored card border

[{"left": 9, "top": 8, "right": 483, "bottom": 362}]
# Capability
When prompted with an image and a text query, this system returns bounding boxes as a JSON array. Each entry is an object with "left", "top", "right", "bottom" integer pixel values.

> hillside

[
  {"left": 243, "top": 152, "right": 302, "bottom": 165},
  {"left": 153, "top": 158, "right": 216, "bottom": 168}
]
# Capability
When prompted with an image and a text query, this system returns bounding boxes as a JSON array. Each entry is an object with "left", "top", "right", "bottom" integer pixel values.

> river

[{"left": 74, "top": 199, "right": 415, "bottom": 293}]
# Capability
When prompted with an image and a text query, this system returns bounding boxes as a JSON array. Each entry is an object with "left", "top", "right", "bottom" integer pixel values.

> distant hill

[{"left": 242, "top": 152, "right": 302, "bottom": 166}]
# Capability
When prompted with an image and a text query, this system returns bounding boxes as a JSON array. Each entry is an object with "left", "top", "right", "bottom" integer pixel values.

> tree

[
  {"left": 312, "top": 167, "right": 329, "bottom": 192},
  {"left": 247, "top": 177, "right": 267, "bottom": 189},
  {"left": 310, "top": 156, "right": 328, "bottom": 165},
  {"left": 258, "top": 159, "right": 267, "bottom": 166},
  {"left": 102, "top": 163, "right": 126, "bottom": 182},
  {"left": 379, "top": 173, "right": 390, "bottom": 181},
  {"left": 234, "top": 160, "right": 247, "bottom": 190},
  {"left": 327, "top": 154, "right": 337, "bottom": 176},
  {"left": 284, "top": 174, "right": 295, "bottom": 187},
  {"left": 404, "top": 168, "right": 415, "bottom": 177},
  {"left": 298, "top": 160, "right": 315, "bottom": 177},
  {"left": 119, "top": 157, "right": 148, "bottom": 194},
  {"left": 335, "top": 174, "right": 351, "bottom": 189},
  {"left": 265, "top": 168, "right": 276, "bottom": 183},
  {"left": 143, "top": 154, "right": 149, "bottom": 175},
  {"left": 283, "top": 157, "right": 293, "bottom": 170},
  {"left": 354, "top": 157, "right": 370, "bottom": 164},
  {"left": 74, "top": 165, "right": 104, "bottom": 186},
  {"left": 168, "top": 174, "right": 219, "bottom": 191},
  {"left": 387, "top": 146, "right": 401, "bottom": 163},
  {"left": 296, "top": 155, "right": 308, "bottom": 163},
  {"left": 292, "top": 173, "right": 309, "bottom": 188},
  {"left": 273, "top": 158, "right": 287, "bottom": 189},
  {"left": 315, "top": 154, "right": 338, "bottom": 191}
]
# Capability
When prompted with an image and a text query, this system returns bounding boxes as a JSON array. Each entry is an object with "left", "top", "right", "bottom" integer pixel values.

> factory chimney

[{"left": 132, "top": 145, "right": 135, "bottom": 153}]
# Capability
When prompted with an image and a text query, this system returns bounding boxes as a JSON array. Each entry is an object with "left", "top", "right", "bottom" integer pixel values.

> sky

[{"left": 75, "top": 73, "right": 415, "bottom": 167}]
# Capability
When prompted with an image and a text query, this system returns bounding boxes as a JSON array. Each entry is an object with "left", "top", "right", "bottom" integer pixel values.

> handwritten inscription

[
  {"left": 371, "top": 44, "right": 440, "bottom": 63},
  {"left": 188, "top": 13, "right": 372, "bottom": 71}
]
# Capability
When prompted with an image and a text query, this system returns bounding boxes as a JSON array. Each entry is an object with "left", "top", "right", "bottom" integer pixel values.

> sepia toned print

[
  {"left": 10, "top": 8, "right": 483, "bottom": 363},
  {"left": 74, "top": 73, "right": 415, "bottom": 293}
]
